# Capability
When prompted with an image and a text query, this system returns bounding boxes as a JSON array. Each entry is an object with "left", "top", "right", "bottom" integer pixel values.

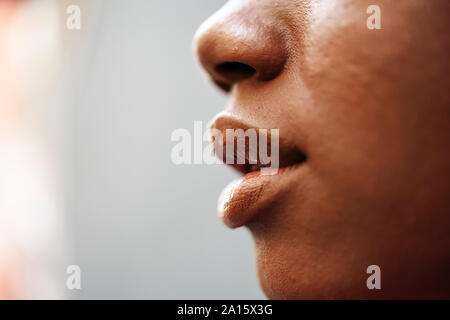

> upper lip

[{"left": 208, "top": 112, "right": 307, "bottom": 174}]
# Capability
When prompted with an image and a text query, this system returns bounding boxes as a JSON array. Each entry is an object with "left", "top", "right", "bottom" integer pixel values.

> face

[{"left": 194, "top": 0, "right": 450, "bottom": 299}]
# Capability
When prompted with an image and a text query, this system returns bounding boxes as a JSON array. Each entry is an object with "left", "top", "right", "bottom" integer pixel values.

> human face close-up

[{"left": 194, "top": 0, "right": 450, "bottom": 299}]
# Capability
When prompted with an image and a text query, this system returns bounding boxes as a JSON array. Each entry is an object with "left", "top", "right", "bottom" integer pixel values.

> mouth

[
  {"left": 210, "top": 113, "right": 307, "bottom": 228},
  {"left": 229, "top": 148, "right": 306, "bottom": 178}
]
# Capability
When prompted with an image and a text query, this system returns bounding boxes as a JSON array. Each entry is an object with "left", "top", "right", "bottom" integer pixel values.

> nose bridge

[{"left": 194, "top": 1, "right": 288, "bottom": 91}]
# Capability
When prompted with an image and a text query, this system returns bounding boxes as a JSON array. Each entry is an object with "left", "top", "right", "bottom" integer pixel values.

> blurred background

[{"left": 0, "top": 0, "right": 264, "bottom": 299}]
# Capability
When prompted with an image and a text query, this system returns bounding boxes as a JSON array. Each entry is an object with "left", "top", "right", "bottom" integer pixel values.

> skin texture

[{"left": 194, "top": 0, "right": 450, "bottom": 299}]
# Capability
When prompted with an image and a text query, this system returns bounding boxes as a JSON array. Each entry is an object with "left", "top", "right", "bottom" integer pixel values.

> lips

[{"left": 209, "top": 113, "right": 307, "bottom": 228}]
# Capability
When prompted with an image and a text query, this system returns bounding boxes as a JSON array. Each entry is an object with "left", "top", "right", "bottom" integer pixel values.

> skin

[{"left": 194, "top": 0, "right": 450, "bottom": 299}]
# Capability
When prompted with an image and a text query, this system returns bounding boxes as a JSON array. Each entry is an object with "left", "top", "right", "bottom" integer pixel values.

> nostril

[
  {"left": 214, "top": 62, "right": 256, "bottom": 88},
  {"left": 194, "top": 2, "right": 288, "bottom": 93},
  {"left": 215, "top": 62, "right": 256, "bottom": 79}
]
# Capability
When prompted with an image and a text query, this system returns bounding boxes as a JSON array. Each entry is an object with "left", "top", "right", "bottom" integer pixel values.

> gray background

[{"left": 65, "top": 0, "right": 265, "bottom": 299}]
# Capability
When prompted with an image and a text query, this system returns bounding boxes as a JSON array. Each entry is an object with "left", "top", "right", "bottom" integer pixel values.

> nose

[{"left": 194, "top": 1, "right": 288, "bottom": 92}]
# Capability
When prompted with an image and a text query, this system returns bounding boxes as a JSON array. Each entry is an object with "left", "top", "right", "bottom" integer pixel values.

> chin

[{"left": 251, "top": 222, "right": 450, "bottom": 300}]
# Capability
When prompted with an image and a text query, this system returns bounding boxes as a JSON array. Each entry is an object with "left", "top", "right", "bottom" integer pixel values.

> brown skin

[{"left": 194, "top": 0, "right": 450, "bottom": 299}]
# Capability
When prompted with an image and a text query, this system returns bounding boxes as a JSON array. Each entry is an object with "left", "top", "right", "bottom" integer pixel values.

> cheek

[
  {"left": 250, "top": 18, "right": 450, "bottom": 298},
  {"left": 297, "top": 2, "right": 443, "bottom": 200},
  {"left": 245, "top": 0, "right": 450, "bottom": 300}
]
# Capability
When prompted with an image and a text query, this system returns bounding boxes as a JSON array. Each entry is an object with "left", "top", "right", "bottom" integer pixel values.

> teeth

[{"left": 246, "top": 162, "right": 273, "bottom": 173}]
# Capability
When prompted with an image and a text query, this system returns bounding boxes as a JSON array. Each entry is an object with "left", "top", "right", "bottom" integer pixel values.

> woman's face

[{"left": 194, "top": 0, "right": 450, "bottom": 299}]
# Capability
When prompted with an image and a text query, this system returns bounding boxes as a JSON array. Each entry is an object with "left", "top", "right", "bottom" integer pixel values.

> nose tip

[{"left": 194, "top": 2, "right": 287, "bottom": 92}]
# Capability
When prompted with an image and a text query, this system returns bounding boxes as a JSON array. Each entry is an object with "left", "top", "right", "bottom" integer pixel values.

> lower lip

[{"left": 217, "top": 164, "right": 303, "bottom": 228}]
